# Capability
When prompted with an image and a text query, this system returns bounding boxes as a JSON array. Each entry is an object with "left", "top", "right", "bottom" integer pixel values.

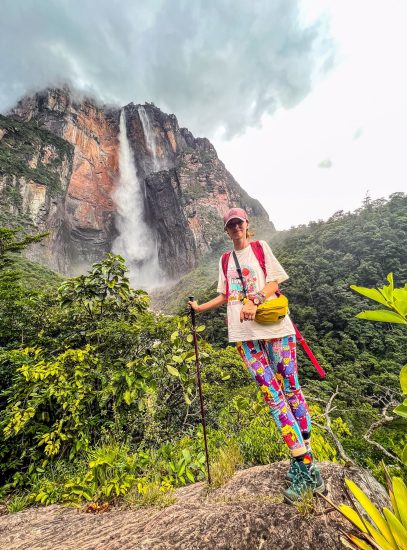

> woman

[{"left": 188, "top": 207, "right": 324, "bottom": 502}]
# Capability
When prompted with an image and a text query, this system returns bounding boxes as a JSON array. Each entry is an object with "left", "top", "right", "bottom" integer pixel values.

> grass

[
  {"left": 6, "top": 494, "right": 31, "bottom": 514},
  {"left": 209, "top": 442, "right": 243, "bottom": 489},
  {"left": 124, "top": 481, "right": 176, "bottom": 509},
  {"left": 293, "top": 489, "right": 316, "bottom": 517},
  {"left": 211, "top": 493, "right": 284, "bottom": 506}
]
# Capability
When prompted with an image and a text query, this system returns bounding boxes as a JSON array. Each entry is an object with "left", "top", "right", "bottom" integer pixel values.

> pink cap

[{"left": 223, "top": 207, "right": 248, "bottom": 228}]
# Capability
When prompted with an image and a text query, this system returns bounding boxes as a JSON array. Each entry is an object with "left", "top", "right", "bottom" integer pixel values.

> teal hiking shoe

[
  {"left": 285, "top": 453, "right": 320, "bottom": 484},
  {"left": 283, "top": 461, "right": 325, "bottom": 504},
  {"left": 285, "top": 458, "right": 298, "bottom": 484}
]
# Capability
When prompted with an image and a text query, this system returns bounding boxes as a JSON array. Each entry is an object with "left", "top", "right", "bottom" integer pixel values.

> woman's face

[{"left": 225, "top": 218, "right": 248, "bottom": 239}]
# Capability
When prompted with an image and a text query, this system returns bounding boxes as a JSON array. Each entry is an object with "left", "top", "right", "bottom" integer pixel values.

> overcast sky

[{"left": 1, "top": 0, "right": 406, "bottom": 229}]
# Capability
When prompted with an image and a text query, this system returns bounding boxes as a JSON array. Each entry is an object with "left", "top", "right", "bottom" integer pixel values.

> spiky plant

[{"left": 324, "top": 468, "right": 407, "bottom": 549}]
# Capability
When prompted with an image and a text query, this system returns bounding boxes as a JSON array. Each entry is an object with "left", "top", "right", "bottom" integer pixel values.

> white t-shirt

[{"left": 217, "top": 240, "right": 295, "bottom": 343}]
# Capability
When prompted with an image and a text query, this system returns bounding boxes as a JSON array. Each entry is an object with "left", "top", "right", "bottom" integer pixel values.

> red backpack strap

[
  {"left": 250, "top": 240, "right": 266, "bottom": 277},
  {"left": 250, "top": 240, "right": 283, "bottom": 294},
  {"left": 221, "top": 251, "right": 232, "bottom": 298}
]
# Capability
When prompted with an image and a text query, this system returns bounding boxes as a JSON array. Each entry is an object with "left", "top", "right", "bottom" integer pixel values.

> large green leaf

[
  {"left": 393, "top": 288, "right": 407, "bottom": 316},
  {"left": 345, "top": 479, "right": 396, "bottom": 546},
  {"left": 186, "top": 469, "right": 195, "bottom": 482},
  {"left": 387, "top": 273, "right": 395, "bottom": 291},
  {"left": 338, "top": 504, "right": 368, "bottom": 533},
  {"left": 341, "top": 534, "right": 373, "bottom": 550},
  {"left": 380, "top": 274, "right": 394, "bottom": 302},
  {"left": 364, "top": 522, "right": 397, "bottom": 550},
  {"left": 350, "top": 285, "right": 389, "bottom": 306},
  {"left": 182, "top": 448, "right": 191, "bottom": 463},
  {"left": 394, "top": 403, "right": 407, "bottom": 418},
  {"left": 392, "top": 478, "right": 407, "bottom": 529},
  {"left": 356, "top": 310, "right": 407, "bottom": 324},
  {"left": 401, "top": 365, "right": 407, "bottom": 395},
  {"left": 383, "top": 508, "right": 407, "bottom": 549}
]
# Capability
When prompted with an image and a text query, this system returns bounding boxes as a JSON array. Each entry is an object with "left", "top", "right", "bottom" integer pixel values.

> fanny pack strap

[{"left": 232, "top": 251, "right": 247, "bottom": 299}]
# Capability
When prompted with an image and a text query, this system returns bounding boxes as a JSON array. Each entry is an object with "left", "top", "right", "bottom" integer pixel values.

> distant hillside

[{"left": 9, "top": 254, "right": 62, "bottom": 291}]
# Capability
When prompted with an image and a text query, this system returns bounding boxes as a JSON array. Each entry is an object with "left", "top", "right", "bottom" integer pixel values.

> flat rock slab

[{"left": 0, "top": 461, "right": 388, "bottom": 550}]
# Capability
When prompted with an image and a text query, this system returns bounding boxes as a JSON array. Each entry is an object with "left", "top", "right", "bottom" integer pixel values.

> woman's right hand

[{"left": 188, "top": 300, "right": 200, "bottom": 312}]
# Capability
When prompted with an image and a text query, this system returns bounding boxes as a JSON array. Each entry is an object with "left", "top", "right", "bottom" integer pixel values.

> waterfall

[
  {"left": 112, "top": 109, "right": 162, "bottom": 290},
  {"left": 138, "top": 106, "right": 161, "bottom": 172}
]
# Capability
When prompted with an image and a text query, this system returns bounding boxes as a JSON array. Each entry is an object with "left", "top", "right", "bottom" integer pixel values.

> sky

[
  {"left": 213, "top": 1, "right": 407, "bottom": 229},
  {"left": 1, "top": 0, "right": 406, "bottom": 229}
]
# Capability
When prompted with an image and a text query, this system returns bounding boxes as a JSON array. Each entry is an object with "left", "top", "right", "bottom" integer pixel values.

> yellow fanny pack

[
  {"left": 243, "top": 294, "right": 289, "bottom": 324},
  {"left": 233, "top": 249, "right": 288, "bottom": 324}
]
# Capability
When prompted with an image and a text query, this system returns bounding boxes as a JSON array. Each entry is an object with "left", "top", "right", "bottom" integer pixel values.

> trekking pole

[{"left": 188, "top": 296, "right": 211, "bottom": 485}]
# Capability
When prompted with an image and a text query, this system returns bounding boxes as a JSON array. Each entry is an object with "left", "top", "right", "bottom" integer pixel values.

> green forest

[{"left": 0, "top": 192, "right": 406, "bottom": 512}]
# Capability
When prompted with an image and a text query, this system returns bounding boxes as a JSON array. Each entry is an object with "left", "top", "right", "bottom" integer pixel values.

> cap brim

[{"left": 224, "top": 216, "right": 246, "bottom": 228}]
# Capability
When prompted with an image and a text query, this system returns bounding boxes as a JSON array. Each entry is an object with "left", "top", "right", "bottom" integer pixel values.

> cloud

[
  {"left": 318, "top": 158, "right": 332, "bottom": 168},
  {"left": 0, "top": 0, "right": 334, "bottom": 138},
  {"left": 353, "top": 128, "right": 363, "bottom": 140}
]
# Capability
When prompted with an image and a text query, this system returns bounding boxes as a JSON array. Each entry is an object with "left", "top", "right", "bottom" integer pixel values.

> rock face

[
  {"left": 0, "top": 88, "right": 273, "bottom": 279},
  {"left": 4, "top": 89, "right": 120, "bottom": 273},
  {"left": 0, "top": 113, "right": 74, "bottom": 271},
  {"left": 0, "top": 461, "right": 389, "bottom": 550}
]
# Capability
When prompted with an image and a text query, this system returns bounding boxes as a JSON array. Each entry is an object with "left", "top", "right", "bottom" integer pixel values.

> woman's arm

[
  {"left": 188, "top": 293, "right": 227, "bottom": 313},
  {"left": 259, "top": 280, "right": 279, "bottom": 298},
  {"left": 240, "top": 280, "right": 279, "bottom": 322}
]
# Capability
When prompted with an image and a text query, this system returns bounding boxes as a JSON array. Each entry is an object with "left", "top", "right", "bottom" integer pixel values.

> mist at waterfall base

[{"left": 112, "top": 109, "right": 164, "bottom": 291}]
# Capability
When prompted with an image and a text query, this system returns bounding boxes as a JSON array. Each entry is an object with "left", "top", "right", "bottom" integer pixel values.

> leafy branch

[
  {"left": 350, "top": 273, "right": 407, "bottom": 325},
  {"left": 350, "top": 272, "right": 407, "bottom": 463}
]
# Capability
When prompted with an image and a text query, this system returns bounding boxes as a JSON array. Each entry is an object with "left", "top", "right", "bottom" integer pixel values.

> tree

[{"left": 0, "top": 227, "right": 48, "bottom": 270}]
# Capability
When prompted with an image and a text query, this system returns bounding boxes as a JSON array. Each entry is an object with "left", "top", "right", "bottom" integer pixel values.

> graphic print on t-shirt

[{"left": 228, "top": 265, "right": 258, "bottom": 303}]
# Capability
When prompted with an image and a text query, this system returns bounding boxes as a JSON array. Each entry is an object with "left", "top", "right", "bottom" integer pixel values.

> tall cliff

[{"left": 0, "top": 88, "right": 274, "bottom": 281}]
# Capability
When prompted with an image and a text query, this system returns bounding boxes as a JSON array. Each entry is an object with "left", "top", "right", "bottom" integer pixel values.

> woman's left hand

[{"left": 240, "top": 300, "right": 258, "bottom": 322}]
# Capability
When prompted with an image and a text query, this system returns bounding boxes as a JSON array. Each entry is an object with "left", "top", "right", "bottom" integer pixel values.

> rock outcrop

[
  {"left": 0, "top": 88, "right": 273, "bottom": 279},
  {"left": 0, "top": 461, "right": 389, "bottom": 550},
  {"left": 4, "top": 89, "right": 120, "bottom": 273}
]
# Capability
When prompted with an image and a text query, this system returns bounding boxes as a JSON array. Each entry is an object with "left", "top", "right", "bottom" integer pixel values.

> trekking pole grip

[{"left": 189, "top": 295, "right": 196, "bottom": 327}]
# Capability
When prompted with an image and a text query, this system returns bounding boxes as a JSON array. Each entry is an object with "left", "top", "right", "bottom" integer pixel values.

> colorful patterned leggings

[{"left": 236, "top": 335, "right": 311, "bottom": 456}]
